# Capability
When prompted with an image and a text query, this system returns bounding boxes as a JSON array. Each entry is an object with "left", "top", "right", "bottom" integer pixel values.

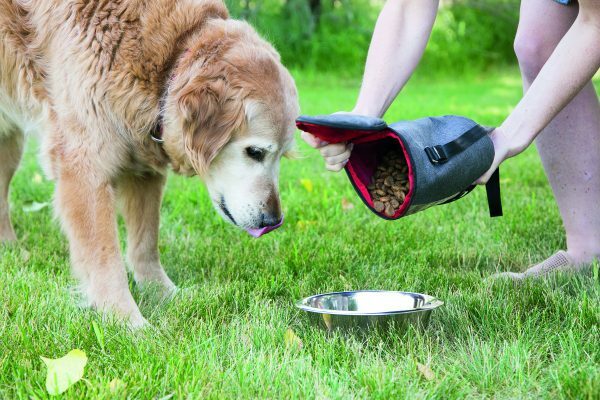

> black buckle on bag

[
  {"left": 425, "top": 125, "right": 490, "bottom": 165},
  {"left": 425, "top": 145, "right": 448, "bottom": 164}
]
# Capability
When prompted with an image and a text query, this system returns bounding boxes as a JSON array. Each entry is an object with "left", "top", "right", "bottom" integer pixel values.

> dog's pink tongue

[{"left": 245, "top": 216, "right": 284, "bottom": 238}]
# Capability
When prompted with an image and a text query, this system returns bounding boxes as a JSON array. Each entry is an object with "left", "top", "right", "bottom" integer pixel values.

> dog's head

[{"left": 163, "top": 19, "right": 299, "bottom": 232}]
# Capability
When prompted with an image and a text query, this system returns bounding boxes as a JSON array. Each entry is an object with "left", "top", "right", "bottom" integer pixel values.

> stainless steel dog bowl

[{"left": 296, "top": 290, "right": 443, "bottom": 332}]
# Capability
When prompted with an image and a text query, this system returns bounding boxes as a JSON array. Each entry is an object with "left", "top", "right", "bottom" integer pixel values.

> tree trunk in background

[
  {"left": 308, "top": 0, "right": 322, "bottom": 24},
  {"left": 242, "top": 0, "right": 251, "bottom": 20}
]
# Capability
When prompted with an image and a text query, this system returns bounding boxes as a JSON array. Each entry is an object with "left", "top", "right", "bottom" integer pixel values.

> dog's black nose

[{"left": 259, "top": 213, "right": 281, "bottom": 228}]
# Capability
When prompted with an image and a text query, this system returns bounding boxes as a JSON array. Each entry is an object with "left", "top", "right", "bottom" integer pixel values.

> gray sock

[{"left": 491, "top": 251, "right": 583, "bottom": 281}]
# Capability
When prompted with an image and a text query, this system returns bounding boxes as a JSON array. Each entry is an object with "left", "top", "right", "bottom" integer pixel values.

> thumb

[{"left": 301, "top": 131, "right": 327, "bottom": 149}]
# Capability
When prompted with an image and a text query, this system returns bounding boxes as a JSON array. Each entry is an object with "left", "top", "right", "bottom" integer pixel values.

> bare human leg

[{"left": 498, "top": 0, "right": 600, "bottom": 279}]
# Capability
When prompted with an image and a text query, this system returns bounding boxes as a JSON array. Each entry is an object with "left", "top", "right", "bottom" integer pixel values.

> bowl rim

[{"left": 295, "top": 290, "right": 444, "bottom": 316}]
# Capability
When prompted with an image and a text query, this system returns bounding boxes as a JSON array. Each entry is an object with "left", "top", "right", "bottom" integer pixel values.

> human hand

[
  {"left": 300, "top": 110, "right": 357, "bottom": 172},
  {"left": 300, "top": 130, "right": 354, "bottom": 172},
  {"left": 475, "top": 127, "right": 529, "bottom": 185}
]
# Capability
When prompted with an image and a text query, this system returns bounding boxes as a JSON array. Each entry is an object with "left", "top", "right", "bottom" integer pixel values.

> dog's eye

[{"left": 245, "top": 146, "right": 266, "bottom": 162}]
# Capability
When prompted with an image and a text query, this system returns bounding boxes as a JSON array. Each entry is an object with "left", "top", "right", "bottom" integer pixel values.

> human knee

[{"left": 514, "top": 30, "right": 556, "bottom": 81}]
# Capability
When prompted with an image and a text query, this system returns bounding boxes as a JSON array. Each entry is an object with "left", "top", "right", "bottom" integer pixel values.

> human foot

[{"left": 491, "top": 250, "right": 591, "bottom": 280}]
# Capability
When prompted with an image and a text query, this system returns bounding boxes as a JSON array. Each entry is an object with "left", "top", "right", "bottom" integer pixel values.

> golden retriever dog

[{"left": 0, "top": 0, "right": 299, "bottom": 326}]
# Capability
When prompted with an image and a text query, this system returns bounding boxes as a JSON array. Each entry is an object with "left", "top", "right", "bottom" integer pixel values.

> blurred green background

[{"left": 224, "top": 0, "right": 520, "bottom": 75}]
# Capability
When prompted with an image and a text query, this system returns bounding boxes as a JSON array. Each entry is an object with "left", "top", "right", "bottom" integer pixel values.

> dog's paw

[
  {"left": 92, "top": 302, "right": 148, "bottom": 330},
  {"left": 138, "top": 281, "right": 178, "bottom": 303},
  {"left": 127, "top": 312, "right": 149, "bottom": 330},
  {"left": 107, "top": 304, "right": 149, "bottom": 330},
  {"left": 134, "top": 269, "right": 177, "bottom": 299},
  {"left": 0, "top": 229, "right": 17, "bottom": 244},
  {"left": 87, "top": 284, "right": 149, "bottom": 326}
]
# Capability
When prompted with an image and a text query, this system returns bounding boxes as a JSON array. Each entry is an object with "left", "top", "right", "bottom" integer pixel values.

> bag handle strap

[
  {"left": 486, "top": 168, "right": 503, "bottom": 217},
  {"left": 440, "top": 172, "right": 502, "bottom": 218},
  {"left": 424, "top": 124, "right": 489, "bottom": 164}
]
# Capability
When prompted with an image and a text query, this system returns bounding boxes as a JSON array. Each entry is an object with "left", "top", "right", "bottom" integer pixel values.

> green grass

[{"left": 1, "top": 68, "right": 599, "bottom": 399}]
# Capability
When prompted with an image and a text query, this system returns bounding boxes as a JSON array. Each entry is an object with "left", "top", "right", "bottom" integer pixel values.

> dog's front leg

[
  {"left": 54, "top": 158, "right": 146, "bottom": 327},
  {"left": 0, "top": 127, "right": 24, "bottom": 243},
  {"left": 118, "top": 173, "right": 176, "bottom": 295}
]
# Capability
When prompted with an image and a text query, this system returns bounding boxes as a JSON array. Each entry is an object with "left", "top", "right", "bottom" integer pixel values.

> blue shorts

[{"left": 554, "top": 0, "right": 573, "bottom": 4}]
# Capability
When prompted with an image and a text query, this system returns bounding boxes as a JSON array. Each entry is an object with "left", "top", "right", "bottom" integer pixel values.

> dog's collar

[
  {"left": 151, "top": 130, "right": 164, "bottom": 144},
  {"left": 151, "top": 77, "right": 171, "bottom": 144}
]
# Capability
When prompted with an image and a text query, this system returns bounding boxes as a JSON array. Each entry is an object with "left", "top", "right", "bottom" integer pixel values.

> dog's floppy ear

[{"left": 177, "top": 64, "right": 246, "bottom": 176}]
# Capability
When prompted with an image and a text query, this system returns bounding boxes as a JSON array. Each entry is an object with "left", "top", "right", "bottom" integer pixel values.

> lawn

[{"left": 1, "top": 68, "right": 599, "bottom": 399}]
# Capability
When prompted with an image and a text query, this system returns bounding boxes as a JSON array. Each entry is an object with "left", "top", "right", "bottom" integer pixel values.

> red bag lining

[
  {"left": 296, "top": 120, "right": 414, "bottom": 219},
  {"left": 296, "top": 122, "right": 377, "bottom": 144}
]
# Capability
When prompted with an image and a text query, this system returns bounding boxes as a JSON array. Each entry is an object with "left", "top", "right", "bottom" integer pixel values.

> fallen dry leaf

[
  {"left": 300, "top": 178, "right": 314, "bottom": 193},
  {"left": 109, "top": 378, "right": 126, "bottom": 393},
  {"left": 21, "top": 249, "right": 31, "bottom": 263},
  {"left": 296, "top": 220, "right": 317, "bottom": 230},
  {"left": 417, "top": 362, "right": 435, "bottom": 381},
  {"left": 23, "top": 201, "right": 49, "bottom": 213},
  {"left": 341, "top": 198, "right": 355, "bottom": 211},
  {"left": 41, "top": 349, "right": 87, "bottom": 395},
  {"left": 284, "top": 328, "right": 303, "bottom": 350},
  {"left": 240, "top": 333, "right": 252, "bottom": 348}
]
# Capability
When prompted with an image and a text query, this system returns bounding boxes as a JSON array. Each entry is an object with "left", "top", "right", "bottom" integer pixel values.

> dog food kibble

[{"left": 367, "top": 151, "right": 410, "bottom": 217}]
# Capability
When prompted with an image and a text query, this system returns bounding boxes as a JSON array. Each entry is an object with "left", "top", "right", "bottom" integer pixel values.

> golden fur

[{"left": 0, "top": 0, "right": 299, "bottom": 326}]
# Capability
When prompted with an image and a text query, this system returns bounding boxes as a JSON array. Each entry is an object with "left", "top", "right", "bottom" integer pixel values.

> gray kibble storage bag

[{"left": 296, "top": 114, "right": 502, "bottom": 219}]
